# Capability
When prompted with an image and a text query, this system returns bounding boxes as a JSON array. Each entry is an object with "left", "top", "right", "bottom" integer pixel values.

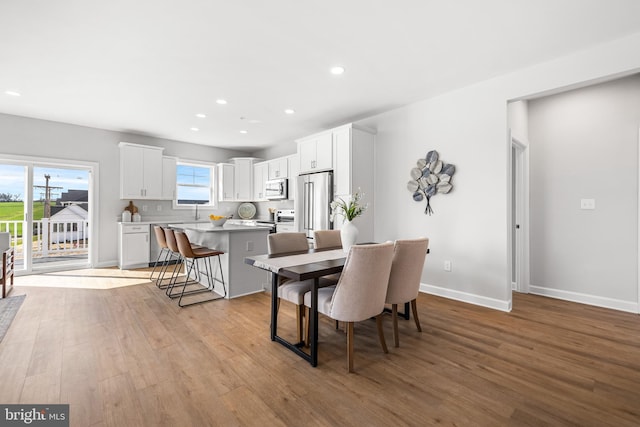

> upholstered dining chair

[
  {"left": 304, "top": 241, "right": 394, "bottom": 373},
  {"left": 378, "top": 237, "right": 429, "bottom": 347},
  {"left": 314, "top": 229, "right": 342, "bottom": 249},
  {"left": 313, "top": 229, "right": 342, "bottom": 286},
  {"left": 268, "top": 232, "right": 314, "bottom": 344}
]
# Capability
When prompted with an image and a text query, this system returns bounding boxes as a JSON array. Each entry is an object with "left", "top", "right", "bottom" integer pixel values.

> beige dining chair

[
  {"left": 314, "top": 229, "right": 342, "bottom": 249},
  {"left": 304, "top": 241, "right": 394, "bottom": 373},
  {"left": 378, "top": 237, "right": 429, "bottom": 347},
  {"left": 268, "top": 232, "right": 314, "bottom": 344},
  {"left": 313, "top": 229, "right": 342, "bottom": 286}
]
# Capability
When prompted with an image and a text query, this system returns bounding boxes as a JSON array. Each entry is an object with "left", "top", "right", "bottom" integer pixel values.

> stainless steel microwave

[{"left": 265, "top": 178, "right": 288, "bottom": 200}]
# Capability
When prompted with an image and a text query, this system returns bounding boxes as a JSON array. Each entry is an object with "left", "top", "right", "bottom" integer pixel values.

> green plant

[{"left": 330, "top": 190, "right": 367, "bottom": 223}]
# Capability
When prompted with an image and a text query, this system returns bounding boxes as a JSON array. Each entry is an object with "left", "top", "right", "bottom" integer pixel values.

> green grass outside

[{"left": 0, "top": 201, "right": 46, "bottom": 236}]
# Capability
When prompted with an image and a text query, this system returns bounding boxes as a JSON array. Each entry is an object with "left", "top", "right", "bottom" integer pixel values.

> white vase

[{"left": 340, "top": 220, "right": 358, "bottom": 253}]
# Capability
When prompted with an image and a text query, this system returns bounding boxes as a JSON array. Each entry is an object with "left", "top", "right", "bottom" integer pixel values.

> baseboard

[
  {"left": 420, "top": 283, "right": 511, "bottom": 312},
  {"left": 95, "top": 260, "right": 118, "bottom": 268},
  {"left": 529, "top": 285, "right": 639, "bottom": 314}
]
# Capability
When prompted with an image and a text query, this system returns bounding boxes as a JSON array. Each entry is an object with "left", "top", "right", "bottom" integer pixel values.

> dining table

[
  {"left": 245, "top": 246, "right": 346, "bottom": 367},
  {"left": 245, "top": 245, "right": 416, "bottom": 367}
]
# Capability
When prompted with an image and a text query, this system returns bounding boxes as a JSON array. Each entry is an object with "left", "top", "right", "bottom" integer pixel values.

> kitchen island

[{"left": 168, "top": 222, "right": 270, "bottom": 299}]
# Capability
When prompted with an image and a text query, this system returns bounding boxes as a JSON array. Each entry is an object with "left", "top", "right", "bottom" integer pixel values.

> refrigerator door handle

[
  {"left": 309, "top": 182, "right": 316, "bottom": 232},
  {"left": 303, "top": 182, "right": 310, "bottom": 231}
]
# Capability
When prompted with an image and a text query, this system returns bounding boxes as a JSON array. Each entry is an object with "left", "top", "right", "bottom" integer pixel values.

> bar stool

[
  {"left": 150, "top": 226, "right": 177, "bottom": 288},
  {"left": 169, "top": 230, "right": 226, "bottom": 307}
]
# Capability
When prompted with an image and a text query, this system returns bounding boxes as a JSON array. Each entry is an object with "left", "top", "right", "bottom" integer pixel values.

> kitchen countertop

[{"left": 168, "top": 222, "right": 271, "bottom": 233}]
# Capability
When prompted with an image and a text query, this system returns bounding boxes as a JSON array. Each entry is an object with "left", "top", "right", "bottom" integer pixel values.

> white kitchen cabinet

[
  {"left": 253, "top": 161, "right": 268, "bottom": 201},
  {"left": 231, "top": 158, "right": 254, "bottom": 201},
  {"left": 161, "top": 156, "right": 177, "bottom": 200},
  {"left": 330, "top": 124, "right": 375, "bottom": 244},
  {"left": 118, "top": 223, "right": 150, "bottom": 269},
  {"left": 297, "top": 131, "right": 332, "bottom": 173},
  {"left": 218, "top": 158, "right": 260, "bottom": 201},
  {"left": 268, "top": 157, "right": 289, "bottom": 179},
  {"left": 119, "top": 142, "right": 164, "bottom": 199},
  {"left": 287, "top": 154, "right": 298, "bottom": 201},
  {"left": 218, "top": 163, "right": 235, "bottom": 202}
]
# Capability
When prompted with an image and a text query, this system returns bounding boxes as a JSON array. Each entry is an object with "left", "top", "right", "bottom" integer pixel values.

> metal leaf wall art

[{"left": 407, "top": 150, "right": 455, "bottom": 215}]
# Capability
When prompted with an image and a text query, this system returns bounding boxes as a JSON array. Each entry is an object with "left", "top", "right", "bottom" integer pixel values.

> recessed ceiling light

[
  {"left": 4, "top": 90, "right": 21, "bottom": 97},
  {"left": 216, "top": 99, "right": 227, "bottom": 105},
  {"left": 190, "top": 127, "right": 199, "bottom": 132},
  {"left": 284, "top": 109, "right": 295, "bottom": 115},
  {"left": 195, "top": 113, "right": 206, "bottom": 118},
  {"left": 239, "top": 130, "right": 248, "bottom": 134},
  {"left": 330, "top": 66, "right": 345, "bottom": 75}
]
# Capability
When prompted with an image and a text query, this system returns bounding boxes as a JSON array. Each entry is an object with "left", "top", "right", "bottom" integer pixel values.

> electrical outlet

[
  {"left": 142, "top": 205, "right": 148, "bottom": 212},
  {"left": 580, "top": 199, "right": 595, "bottom": 210},
  {"left": 156, "top": 205, "right": 162, "bottom": 211},
  {"left": 246, "top": 241, "right": 254, "bottom": 251},
  {"left": 444, "top": 260, "right": 452, "bottom": 272}
]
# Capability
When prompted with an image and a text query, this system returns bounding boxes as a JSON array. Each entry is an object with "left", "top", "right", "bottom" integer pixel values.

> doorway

[
  {"left": 511, "top": 138, "right": 529, "bottom": 294},
  {"left": 0, "top": 157, "right": 95, "bottom": 274}
]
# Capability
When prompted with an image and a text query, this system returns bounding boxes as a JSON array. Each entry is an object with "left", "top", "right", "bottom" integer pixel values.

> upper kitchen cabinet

[
  {"left": 161, "top": 156, "right": 177, "bottom": 200},
  {"left": 297, "top": 131, "right": 333, "bottom": 173},
  {"left": 253, "top": 161, "right": 268, "bottom": 201},
  {"left": 119, "top": 142, "right": 164, "bottom": 199},
  {"left": 218, "top": 157, "right": 261, "bottom": 202},
  {"left": 232, "top": 158, "right": 255, "bottom": 201},
  {"left": 268, "top": 157, "right": 289, "bottom": 179},
  {"left": 218, "top": 163, "right": 235, "bottom": 202}
]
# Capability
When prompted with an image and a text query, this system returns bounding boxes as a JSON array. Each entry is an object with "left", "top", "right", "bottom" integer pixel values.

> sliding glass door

[{"left": 0, "top": 159, "right": 93, "bottom": 274}]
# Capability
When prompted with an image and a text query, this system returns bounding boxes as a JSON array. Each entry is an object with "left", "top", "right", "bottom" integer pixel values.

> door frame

[
  {"left": 510, "top": 136, "right": 530, "bottom": 294},
  {"left": 0, "top": 153, "right": 99, "bottom": 275}
]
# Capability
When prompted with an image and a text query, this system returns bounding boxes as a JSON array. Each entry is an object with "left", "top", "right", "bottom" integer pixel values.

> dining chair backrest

[
  {"left": 164, "top": 228, "right": 179, "bottom": 253},
  {"left": 330, "top": 242, "right": 394, "bottom": 322},
  {"left": 385, "top": 238, "right": 429, "bottom": 304},
  {"left": 268, "top": 232, "right": 309, "bottom": 255},
  {"left": 174, "top": 231, "right": 197, "bottom": 259},
  {"left": 154, "top": 226, "right": 168, "bottom": 249},
  {"left": 314, "top": 230, "right": 342, "bottom": 249}
]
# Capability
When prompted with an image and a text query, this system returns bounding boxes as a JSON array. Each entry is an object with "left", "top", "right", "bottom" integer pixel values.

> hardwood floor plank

[{"left": 0, "top": 272, "right": 639, "bottom": 426}]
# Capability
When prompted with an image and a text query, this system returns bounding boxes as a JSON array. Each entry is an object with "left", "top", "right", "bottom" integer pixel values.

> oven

[{"left": 275, "top": 209, "right": 296, "bottom": 233}]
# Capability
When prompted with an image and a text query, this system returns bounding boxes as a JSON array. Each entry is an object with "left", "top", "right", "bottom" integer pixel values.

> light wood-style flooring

[{"left": 1, "top": 269, "right": 639, "bottom": 426}]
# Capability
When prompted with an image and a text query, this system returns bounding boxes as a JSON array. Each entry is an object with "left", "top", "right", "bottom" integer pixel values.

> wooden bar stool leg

[{"left": 376, "top": 314, "right": 388, "bottom": 354}]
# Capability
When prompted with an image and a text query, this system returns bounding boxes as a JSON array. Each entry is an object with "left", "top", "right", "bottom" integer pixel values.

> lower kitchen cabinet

[{"left": 118, "top": 223, "right": 150, "bottom": 269}]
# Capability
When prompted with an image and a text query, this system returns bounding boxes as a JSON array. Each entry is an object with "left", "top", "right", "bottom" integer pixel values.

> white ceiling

[{"left": 1, "top": 1, "right": 640, "bottom": 151}]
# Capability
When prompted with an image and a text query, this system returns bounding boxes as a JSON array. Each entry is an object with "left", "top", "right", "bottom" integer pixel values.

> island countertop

[
  {"left": 168, "top": 222, "right": 271, "bottom": 233},
  {"left": 167, "top": 222, "right": 270, "bottom": 299}
]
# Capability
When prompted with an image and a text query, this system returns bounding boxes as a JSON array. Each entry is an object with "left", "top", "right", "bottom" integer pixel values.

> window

[{"left": 175, "top": 162, "right": 216, "bottom": 207}]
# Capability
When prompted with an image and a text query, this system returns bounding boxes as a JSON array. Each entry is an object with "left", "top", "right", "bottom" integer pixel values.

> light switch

[{"left": 580, "top": 199, "right": 596, "bottom": 210}]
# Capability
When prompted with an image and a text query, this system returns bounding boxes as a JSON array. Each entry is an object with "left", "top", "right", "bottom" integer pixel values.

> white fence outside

[{"left": 0, "top": 218, "right": 89, "bottom": 260}]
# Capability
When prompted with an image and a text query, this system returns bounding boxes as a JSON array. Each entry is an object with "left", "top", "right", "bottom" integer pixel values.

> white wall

[
  {"left": 0, "top": 113, "right": 248, "bottom": 266},
  {"left": 358, "top": 31, "right": 640, "bottom": 311},
  {"left": 528, "top": 74, "right": 640, "bottom": 311}
]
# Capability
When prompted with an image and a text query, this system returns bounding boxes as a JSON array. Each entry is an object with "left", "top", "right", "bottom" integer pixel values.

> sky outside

[{"left": 0, "top": 164, "right": 89, "bottom": 201}]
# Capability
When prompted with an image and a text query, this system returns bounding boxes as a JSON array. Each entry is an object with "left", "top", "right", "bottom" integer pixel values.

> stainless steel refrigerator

[{"left": 297, "top": 171, "right": 333, "bottom": 243}]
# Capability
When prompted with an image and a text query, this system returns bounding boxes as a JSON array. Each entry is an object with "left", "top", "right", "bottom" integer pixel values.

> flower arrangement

[{"left": 330, "top": 190, "right": 367, "bottom": 223}]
